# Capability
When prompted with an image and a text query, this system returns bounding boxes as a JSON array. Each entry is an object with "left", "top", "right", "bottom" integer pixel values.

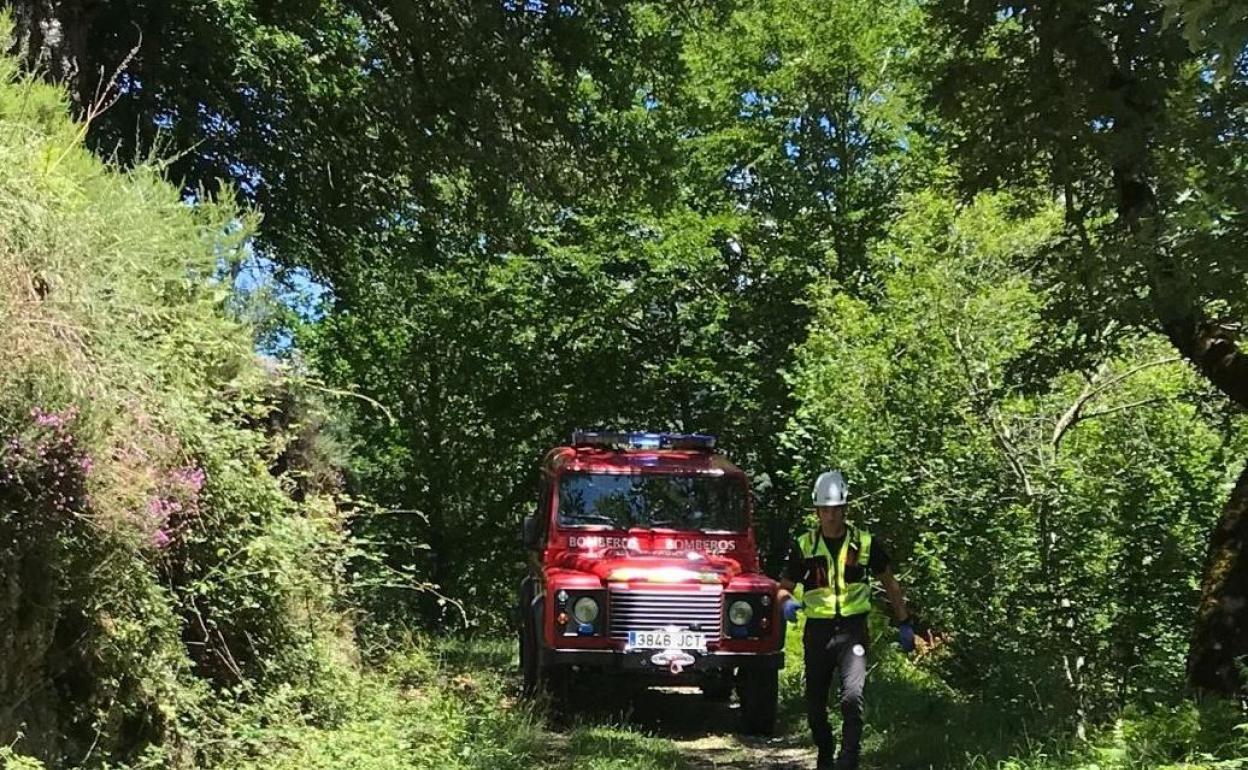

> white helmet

[{"left": 812, "top": 470, "right": 848, "bottom": 507}]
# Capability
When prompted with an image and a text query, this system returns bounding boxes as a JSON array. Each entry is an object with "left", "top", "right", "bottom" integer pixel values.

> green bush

[{"left": 0, "top": 17, "right": 350, "bottom": 766}]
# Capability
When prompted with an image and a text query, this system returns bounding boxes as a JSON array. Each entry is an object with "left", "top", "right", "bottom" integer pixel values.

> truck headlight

[
  {"left": 728, "top": 599, "right": 754, "bottom": 626},
  {"left": 572, "top": 596, "right": 600, "bottom": 624}
]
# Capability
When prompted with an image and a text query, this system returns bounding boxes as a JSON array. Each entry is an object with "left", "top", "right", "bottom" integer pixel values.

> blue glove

[
  {"left": 899, "top": 620, "right": 915, "bottom": 653},
  {"left": 782, "top": 598, "right": 802, "bottom": 623}
]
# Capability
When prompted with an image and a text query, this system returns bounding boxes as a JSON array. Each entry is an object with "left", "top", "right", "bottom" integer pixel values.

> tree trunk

[
  {"left": 7, "top": 0, "right": 95, "bottom": 109},
  {"left": 1187, "top": 462, "right": 1248, "bottom": 695},
  {"left": 1106, "top": 73, "right": 1248, "bottom": 693},
  {"left": 1147, "top": 232, "right": 1248, "bottom": 697}
]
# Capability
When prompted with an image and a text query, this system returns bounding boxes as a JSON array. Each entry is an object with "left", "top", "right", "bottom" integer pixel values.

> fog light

[
  {"left": 728, "top": 600, "right": 754, "bottom": 626},
  {"left": 557, "top": 611, "right": 568, "bottom": 625},
  {"left": 572, "top": 596, "right": 600, "bottom": 624}
]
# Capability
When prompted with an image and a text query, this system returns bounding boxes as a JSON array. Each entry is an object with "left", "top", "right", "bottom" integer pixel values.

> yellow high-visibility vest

[{"left": 797, "top": 525, "right": 873, "bottom": 618}]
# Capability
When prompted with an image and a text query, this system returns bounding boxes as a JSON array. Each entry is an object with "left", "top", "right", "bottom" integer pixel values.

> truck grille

[{"left": 608, "top": 587, "right": 723, "bottom": 640}]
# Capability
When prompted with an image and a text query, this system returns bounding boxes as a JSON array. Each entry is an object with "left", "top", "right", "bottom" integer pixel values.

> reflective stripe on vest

[{"left": 797, "top": 525, "right": 873, "bottom": 618}]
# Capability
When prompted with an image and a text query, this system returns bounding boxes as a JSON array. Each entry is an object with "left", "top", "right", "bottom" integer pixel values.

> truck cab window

[{"left": 557, "top": 472, "right": 746, "bottom": 532}]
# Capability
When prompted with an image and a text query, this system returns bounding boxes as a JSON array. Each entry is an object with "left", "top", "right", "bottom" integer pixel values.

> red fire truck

[{"left": 517, "top": 431, "right": 783, "bottom": 734}]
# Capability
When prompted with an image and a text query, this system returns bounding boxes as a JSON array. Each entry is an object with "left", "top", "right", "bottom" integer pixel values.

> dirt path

[{"left": 555, "top": 684, "right": 817, "bottom": 770}]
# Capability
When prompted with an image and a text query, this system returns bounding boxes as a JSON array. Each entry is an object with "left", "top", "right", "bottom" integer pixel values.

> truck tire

[
  {"left": 737, "top": 668, "right": 778, "bottom": 735},
  {"left": 518, "top": 580, "right": 540, "bottom": 698},
  {"left": 701, "top": 675, "right": 734, "bottom": 701},
  {"left": 540, "top": 658, "right": 569, "bottom": 706},
  {"left": 519, "top": 619, "right": 540, "bottom": 697},
  {"left": 519, "top": 593, "right": 568, "bottom": 706}
]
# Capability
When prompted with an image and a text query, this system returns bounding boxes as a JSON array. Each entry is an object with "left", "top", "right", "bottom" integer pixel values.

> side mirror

[{"left": 522, "top": 514, "right": 540, "bottom": 550}]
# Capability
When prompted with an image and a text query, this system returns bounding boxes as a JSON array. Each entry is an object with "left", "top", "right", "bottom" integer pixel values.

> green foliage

[
  {"left": 5, "top": 0, "right": 1248, "bottom": 765},
  {"left": 1165, "top": 0, "right": 1248, "bottom": 75},
  {"left": 177, "top": 635, "right": 688, "bottom": 770},
  {"left": 303, "top": 0, "right": 926, "bottom": 628},
  {"left": 786, "top": 186, "right": 1247, "bottom": 720},
  {"left": 0, "top": 24, "right": 350, "bottom": 766},
  {"left": 924, "top": 0, "right": 1248, "bottom": 695},
  {"left": 0, "top": 748, "right": 47, "bottom": 769}
]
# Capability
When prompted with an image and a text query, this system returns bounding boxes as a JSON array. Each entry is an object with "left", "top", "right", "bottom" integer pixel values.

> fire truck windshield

[{"left": 557, "top": 472, "right": 747, "bottom": 532}]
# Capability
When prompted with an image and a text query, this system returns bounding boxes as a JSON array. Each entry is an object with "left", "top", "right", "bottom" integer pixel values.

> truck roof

[{"left": 542, "top": 445, "right": 747, "bottom": 477}]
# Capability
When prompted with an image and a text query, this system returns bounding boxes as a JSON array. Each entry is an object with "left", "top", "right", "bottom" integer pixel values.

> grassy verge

[
  {"left": 174, "top": 636, "right": 689, "bottom": 770},
  {"left": 778, "top": 616, "right": 1247, "bottom": 769},
  {"left": 193, "top": 626, "right": 1245, "bottom": 770},
  {"left": 4, "top": 619, "right": 1242, "bottom": 769},
  {"left": 210, "top": 626, "right": 1245, "bottom": 770}
]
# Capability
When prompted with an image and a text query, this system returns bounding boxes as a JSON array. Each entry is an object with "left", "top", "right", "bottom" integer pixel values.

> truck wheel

[
  {"left": 518, "top": 581, "right": 541, "bottom": 698},
  {"left": 519, "top": 619, "right": 539, "bottom": 698},
  {"left": 540, "top": 658, "right": 569, "bottom": 705},
  {"left": 737, "top": 668, "right": 778, "bottom": 736},
  {"left": 701, "top": 675, "right": 734, "bottom": 702},
  {"left": 519, "top": 595, "right": 568, "bottom": 706}
]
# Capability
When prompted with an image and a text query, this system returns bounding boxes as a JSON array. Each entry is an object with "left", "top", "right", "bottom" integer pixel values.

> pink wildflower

[
  {"left": 30, "top": 406, "right": 76, "bottom": 428},
  {"left": 172, "top": 466, "right": 206, "bottom": 494}
]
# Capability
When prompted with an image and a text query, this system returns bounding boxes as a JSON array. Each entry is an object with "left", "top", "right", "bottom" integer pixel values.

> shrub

[{"left": 0, "top": 17, "right": 349, "bottom": 766}]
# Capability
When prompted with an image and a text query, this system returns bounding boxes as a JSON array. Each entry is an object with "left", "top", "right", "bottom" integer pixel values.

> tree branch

[
  {"left": 1155, "top": 310, "right": 1248, "bottom": 409},
  {"left": 1051, "top": 357, "right": 1181, "bottom": 453},
  {"left": 1079, "top": 396, "right": 1173, "bottom": 422}
]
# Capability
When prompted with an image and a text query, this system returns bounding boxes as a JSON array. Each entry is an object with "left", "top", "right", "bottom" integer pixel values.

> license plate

[{"left": 628, "top": 628, "right": 707, "bottom": 650}]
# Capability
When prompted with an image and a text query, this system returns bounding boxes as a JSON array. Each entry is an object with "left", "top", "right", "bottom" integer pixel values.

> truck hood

[{"left": 553, "top": 550, "right": 743, "bottom": 586}]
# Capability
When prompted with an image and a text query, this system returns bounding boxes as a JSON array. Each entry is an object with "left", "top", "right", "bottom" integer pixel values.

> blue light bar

[{"left": 570, "top": 431, "right": 717, "bottom": 451}]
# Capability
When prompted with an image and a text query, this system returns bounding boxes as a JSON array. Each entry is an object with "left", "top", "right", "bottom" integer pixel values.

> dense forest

[{"left": 1, "top": 1, "right": 1247, "bottom": 768}]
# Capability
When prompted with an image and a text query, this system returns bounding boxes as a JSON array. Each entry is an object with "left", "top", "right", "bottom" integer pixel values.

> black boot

[
  {"left": 834, "top": 752, "right": 859, "bottom": 770},
  {"left": 816, "top": 744, "right": 836, "bottom": 770}
]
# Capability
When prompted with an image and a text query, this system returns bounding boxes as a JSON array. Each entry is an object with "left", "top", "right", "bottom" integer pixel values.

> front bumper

[{"left": 541, "top": 647, "right": 784, "bottom": 672}]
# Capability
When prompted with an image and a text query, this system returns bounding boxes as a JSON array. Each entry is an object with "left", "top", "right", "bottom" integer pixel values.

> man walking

[{"left": 777, "top": 470, "right": 914, "bottom": 770}]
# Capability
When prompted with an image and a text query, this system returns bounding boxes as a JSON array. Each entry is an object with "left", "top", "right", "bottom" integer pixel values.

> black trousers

[{"left": 803, "top": 616, "right": 869, "bottom": 768}]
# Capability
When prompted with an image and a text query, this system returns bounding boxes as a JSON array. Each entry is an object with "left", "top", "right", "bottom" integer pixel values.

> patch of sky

[
  {"left": 198, "top": 104, "right": 239, "bottom": 139},
  {"left": 234, "top": 250, "right": 331, "bottom": 321},
  {"left": 738, "top": 89, "right": 776, "bottom": 119},
  {"left": 227, "top": 244, "right": 333, "bottom": 354},
  {"left": 227, "top": 160, "right": 265, "bottom": 198},
  {"left": 115, "top": 72, "right": 142, "bottom": 96},
  {"left": 626, "top": 222, "right": 661, "bottom": 240},
  {"left": 1216, "top": 126, "right": 1241, "bottom": 143},
  {"left": 725, "top": 164, "right": 756, "bottom": 191},
  {"left": 236, "top": 85, "right": 262, "bottom": 109},
  {"left": 1090, "top": 116, "right": 1115, "bottom": 133},
  {"left": 502, "top": 0, "right": 549, "bottom": 12}
]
